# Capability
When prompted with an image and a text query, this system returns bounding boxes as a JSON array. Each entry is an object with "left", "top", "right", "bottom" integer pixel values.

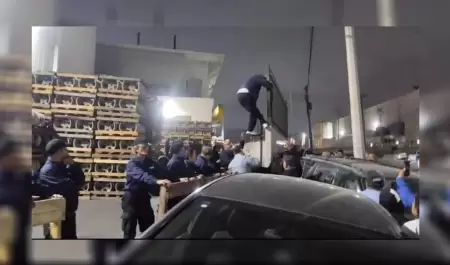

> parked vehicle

[
  {"left": 105, "top": 173, "right": 424, "bottom": 264},
  {"left": 300, "top": 155, "right": 419, "bottom": 194}
]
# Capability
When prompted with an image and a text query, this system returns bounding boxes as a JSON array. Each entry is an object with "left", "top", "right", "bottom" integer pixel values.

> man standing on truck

[
  {"left": 123, "top": 139, "right": 171, "bottom": 239},
  {"left": 237, "top": 74, "right": 273, "bottom": 135}
]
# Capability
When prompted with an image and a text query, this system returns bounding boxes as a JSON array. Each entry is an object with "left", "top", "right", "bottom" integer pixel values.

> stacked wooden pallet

[
  {"left": 162, "top": 121, "right": 213, "bottom": 144},
  {"left": 32, "top": 73, "right": 56, "bottom": 167},
  {"left": 91, "top": 75, "right": 141, "bottom": 199},
  {"left": 51, "top": 73, "right": 99, "bottom": 199}
]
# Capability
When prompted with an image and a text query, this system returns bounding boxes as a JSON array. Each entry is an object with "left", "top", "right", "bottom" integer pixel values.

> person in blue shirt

[
  {"left": 38, "top": 139, "right": 85, "bottom": 239},
  {"left": 122, "top": 139, "right": 171, "bottom": 239},
  {"left": 237, "top": 74, "right": 273, "bottom": 135},
  {"left": 359, "top": 171, "right": 385, "bottom": 204},
  {"left": 395, "top": 168, "right": 415, "bottom": 208},
  {"left": 194, "top": 145, "right": 216, "bottom": 177}
]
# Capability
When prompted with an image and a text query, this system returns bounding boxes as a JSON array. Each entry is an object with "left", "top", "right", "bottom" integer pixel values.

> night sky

[{"left": 57, "top": 0, "right": 450, "bottom": 133}]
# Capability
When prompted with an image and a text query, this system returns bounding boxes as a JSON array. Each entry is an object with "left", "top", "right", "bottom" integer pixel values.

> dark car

[
  {"left": 105, "top": 173, "right": 419, "bottom": 264},
  {"left": 300, "top": 155, "right": 419, "bottom": 194}
]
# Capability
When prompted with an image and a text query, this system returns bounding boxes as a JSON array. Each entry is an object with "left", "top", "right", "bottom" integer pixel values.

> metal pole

[
  {"left": 344, "top": 26, "right": 366, "bottom": 158},
  {"left": 376, "top": 0, "right": 397, "bottom": 26}
]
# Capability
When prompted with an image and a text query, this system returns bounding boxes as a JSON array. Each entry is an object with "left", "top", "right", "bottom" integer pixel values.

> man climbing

[{"left": 237, "top": 74, "right": 273, "bottom": 135}]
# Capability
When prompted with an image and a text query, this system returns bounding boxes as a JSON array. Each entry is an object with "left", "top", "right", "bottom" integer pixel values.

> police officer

[
  {"left": 237, "top": 74, "right": 273, "bottom": 135},
  {"left": 122, "top": 139, "right": 171, "bottom": 239},
  {"left": 167, "top": 141, "right": 195, "bottom": 182},
  {"left": 38, "top": 139, "right": 85, "bottom": 239},
  {"left": 0, "top": 134, "right": 32, "bottom": 263},
  {"left": 194, "top": 146, "right": 216, "bottom": 177}
]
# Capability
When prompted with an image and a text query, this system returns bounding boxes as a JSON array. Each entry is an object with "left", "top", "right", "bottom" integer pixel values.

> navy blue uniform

[
  {"left": 122, "top": 156, "right": 160, "bottom": 239},
  {"left": 237, "top": 74, "right": 272, "bottom": 132},
  {"left": 194, "top": 155, "right": 215, "bottom": 177},
  {"left": 166, "top": 156, "right": 196, "bottom": 209},
  {"left": 167, "top": 156, "right": 195, "bottom": 182},
  {"left": 38, "top": 158, "right": 85, "bottom": 239},
  {"left": 243, "top": 74, "right": 273, "bottom": 100},
  {"left": 0, "top": 170, "right": 34, "bottom": 264},
  {"left": 219, "top": 149, "right": 234, "bottom": 168}
]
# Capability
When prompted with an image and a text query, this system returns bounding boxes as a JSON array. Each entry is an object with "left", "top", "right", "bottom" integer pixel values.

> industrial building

[{"left": 313, "top": 89, "right": 419, "bottom": 150}]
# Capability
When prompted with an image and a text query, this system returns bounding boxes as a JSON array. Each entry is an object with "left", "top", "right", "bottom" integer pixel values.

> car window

[
  {"left": 335, "top": 168, "right": 364, "bottom": 192},
  {"left": 312, "top": 162, "right": 338, "bottom": 183},
  {"left": 131, "top": 196, "right": 399, "bottom": 263}
]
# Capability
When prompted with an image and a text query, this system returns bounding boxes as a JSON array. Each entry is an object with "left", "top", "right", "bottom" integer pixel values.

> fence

[{"left": 266, "top": 66, "right": 288, "bottom": 138}]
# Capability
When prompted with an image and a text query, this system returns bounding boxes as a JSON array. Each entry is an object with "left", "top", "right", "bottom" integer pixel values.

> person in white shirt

[
  {"left": 402, "top": 194, "right": 420, "bottom": 235},
  {"left": 228, "top": 145, "right": 260, "bottom": 174},
  {"left": 360, "top": 171, "right": 385, "bottom": 204}
]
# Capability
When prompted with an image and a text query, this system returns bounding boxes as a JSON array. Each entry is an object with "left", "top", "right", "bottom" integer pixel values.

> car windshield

[{"left": 122, "top": 196, "right": 401, "bottom": 263}]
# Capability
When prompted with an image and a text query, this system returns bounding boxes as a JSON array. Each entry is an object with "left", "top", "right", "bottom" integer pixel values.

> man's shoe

[
  {"left": 262, "top": 123, "right": 269, "bottom": 129},
  {"left": 246, "top": 131, "right": 260, "bottom": 136}
]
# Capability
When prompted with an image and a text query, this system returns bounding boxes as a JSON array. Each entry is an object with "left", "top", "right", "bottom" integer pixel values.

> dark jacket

[
  {"left": 38, "top": 158, "right": 85, "bottom": 213},
  {"left": 167, "top": 155, "right": 195, "bottom": 182},
  {"left": 124, "top": 156, "right": 160, "bottom": 199},
  {"left": 282, "top": 167, "right": 300, "bottom": 177},
  {"left": 219, "top": 149, "right": 234, "bottom": 168},
  {"left": 243, "top": 74, "right": 273, "bottom": 99},
  {"left": 0, "top": 170, "right": 34, "bottom": 263},
  {"left": 379, "top": 182, "right": 408, "bottom": 226},
  {"left": 194, "top": 155, "right": 215, "bottom": 177}
]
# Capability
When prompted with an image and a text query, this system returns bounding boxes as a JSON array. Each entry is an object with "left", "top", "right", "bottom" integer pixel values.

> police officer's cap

[{"left": 45, "top": 139, "right": 66, "bottom": 155}]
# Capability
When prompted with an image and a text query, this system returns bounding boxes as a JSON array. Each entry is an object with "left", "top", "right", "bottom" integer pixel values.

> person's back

[
  {"left": 228, "top": 145, "right": 259, "bottom": 174},
  {"left": 243, "top": 74, "right": 268, "bottom": 99},
  {"left": 359, "top": 171, "right": 384, "bottom": 204},
  {"left": 360, "top": 188, "right": 381, "bottom": 204}
]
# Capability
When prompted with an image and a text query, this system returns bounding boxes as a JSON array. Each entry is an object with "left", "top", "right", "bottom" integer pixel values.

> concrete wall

[
  {"left": 243, "top": 126, "right": 287, "bottom": 167},
  {"left": 95, "top": 44, "right": 220, "bottom": 98},
  {"left": 32, "top": 26, "right": 97, "bottom": 74}
]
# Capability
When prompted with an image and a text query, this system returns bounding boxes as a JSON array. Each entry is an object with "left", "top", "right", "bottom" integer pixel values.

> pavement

[{"left": 31, "top": 198, "right": 159, "bottom": 262}]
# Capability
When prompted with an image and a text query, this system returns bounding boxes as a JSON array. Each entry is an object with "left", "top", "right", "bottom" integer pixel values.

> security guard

[
  {"left": 122, "top": 139, "right": 171, "bottom": 239},
  {"left": 0, "top": 134, "right": 32, "bottom": 263},
  {"left": 38, "top": 139, "right": 85, "bottom": 239}
]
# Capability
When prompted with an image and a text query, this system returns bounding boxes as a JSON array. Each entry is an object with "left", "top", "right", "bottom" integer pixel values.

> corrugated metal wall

[{"left": 32, "top": 27, "right": 97, "bottom": 74}]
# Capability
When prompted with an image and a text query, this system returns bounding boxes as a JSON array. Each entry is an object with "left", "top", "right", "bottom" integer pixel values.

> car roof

[
  {"left": 304, "top": 156, "right": 418, "bottom": 180},
  {"left": 200, "top": 173, "right": 401, "bottom": 236}
]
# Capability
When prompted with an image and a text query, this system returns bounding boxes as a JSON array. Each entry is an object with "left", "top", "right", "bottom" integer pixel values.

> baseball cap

[
  {"left": 366, "top": 170, "right": 385, "bottom": 188},
  {"left": 45, "top": 139, "right": 66, "bottom": 156}
]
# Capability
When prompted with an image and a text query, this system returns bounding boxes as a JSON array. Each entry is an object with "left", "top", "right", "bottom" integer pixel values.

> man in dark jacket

[
  {"left": 167, "top": 141, "right": 196, "bottom": 209},
  {"left": 167, "top": 141, "right": 195, "bottom": 182},
  {"left": 194, "top": 146, "right": 216, "bottom": 177},
  {"left": 237, "top": 74, "right": 273, "bottom": 135},
  {"left": 379, "top": 181, "right": 409, "bottom": 226},
  {"left": 122, "top": 139, "right": 171, "bottom": 239},
  {"left": 0, "top": 135, "right": 33, "bottom": 263},
  {"left": 219, "top": 139, "right": 234, "bottom": 168},
  {"left": 38, "top": 139, "right": 85, "bottom": 239},
  {"left": 281, "top": 154, "right": 300, "bottom": 177}
]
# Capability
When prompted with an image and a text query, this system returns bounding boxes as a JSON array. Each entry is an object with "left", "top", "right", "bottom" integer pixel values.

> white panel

[
  {"left": 57, "top": 27, "right": 97, "bottom": 74},
  {"left": 32, "top": 27, "right": 57, "bottom": 72},
  {"left": 33, "top": 27, "right": 97, "bottom": 74},
  {"left": 95, "top": 44, "right": 211, "bottom": 96},
  {"left": 158, "top": 96, "right": 214, "bottom": 122}
]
